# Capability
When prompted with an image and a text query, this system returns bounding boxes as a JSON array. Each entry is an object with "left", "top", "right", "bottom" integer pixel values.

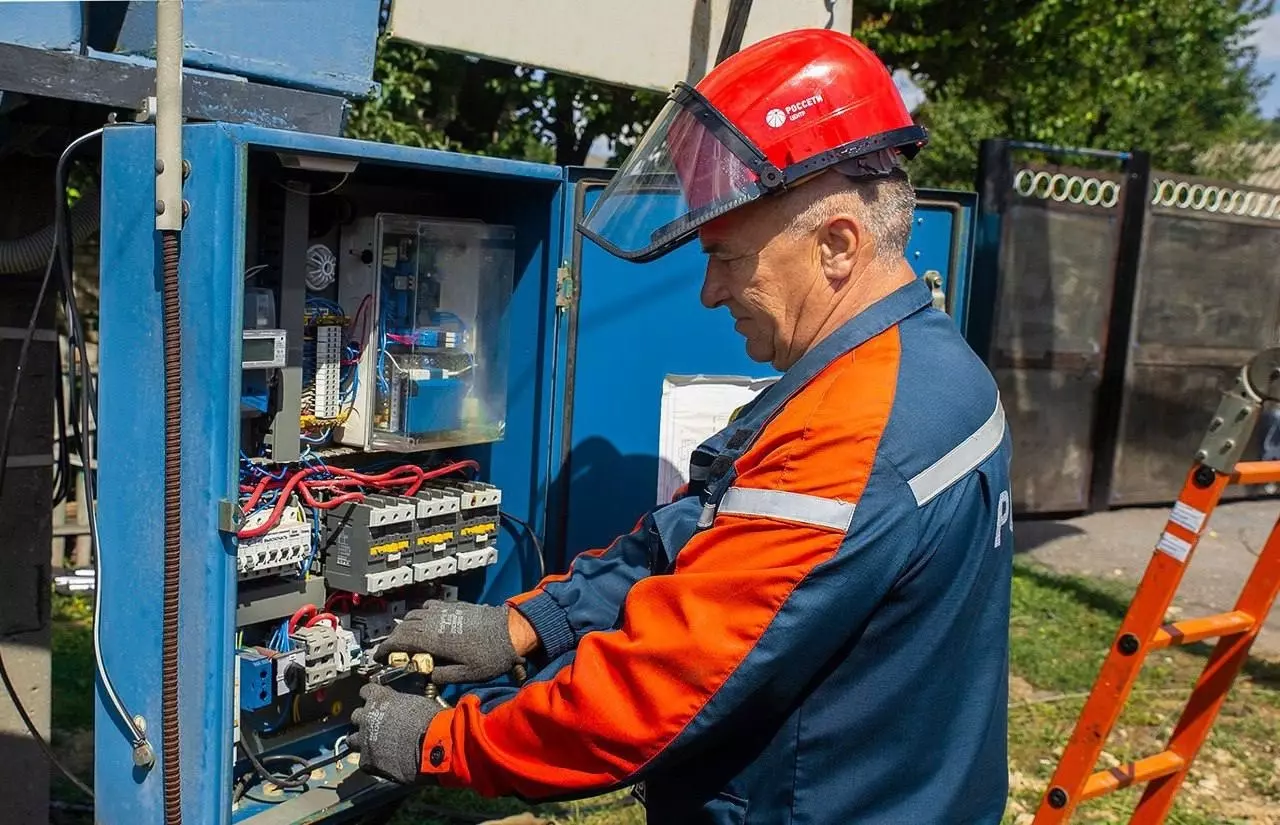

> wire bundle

[{"left": 236, "top": 456, "right": 479, "bottom": 540}]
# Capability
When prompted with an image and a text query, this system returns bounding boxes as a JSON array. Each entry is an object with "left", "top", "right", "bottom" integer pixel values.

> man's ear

[{"left": 816, "top": 214, "right": 868, "bottom": 282}]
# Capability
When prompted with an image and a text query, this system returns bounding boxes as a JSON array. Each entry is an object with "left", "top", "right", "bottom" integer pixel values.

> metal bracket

[
  {"left": 1194, "top": 347, "right": 1280, "bottom": 474},
  {"left": 218, "top": 500, "right": 244, "bottom": 534},
  {"left": 555, "top": 265, "right": 576, "bottom": 309},
  {"left": 923, "top": 270, "right": 946, "bottom": 313}
]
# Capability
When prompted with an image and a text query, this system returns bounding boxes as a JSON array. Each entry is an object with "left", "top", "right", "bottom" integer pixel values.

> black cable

[
  {"left": 0, "top": 128, "right": 103, "bottom": 801},
  {"left": 51, "top": 358, "right": 68, "bottom": 507},
  {"left": 232, "top": 750, "right": 312, "bottom": 803},
  {"left": 240, "top": 733, "right": 310, "bottom": 789},
  {"left": 235, "top": 734, "right": 352, "bottom": 805},
  {"left": 500, "top": 510, "right": 546, "bottom": 580}
]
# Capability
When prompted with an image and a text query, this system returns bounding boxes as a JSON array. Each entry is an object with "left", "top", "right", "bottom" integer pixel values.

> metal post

[
  {"left": 966, "top": 138, "right": 1012, "bottom": 363},
  {"left": 1088, "top": 150, "right": 1152, "bottom": 512},
  {"left": 155, "top": 0, "right": 183, "bottom": 234}
]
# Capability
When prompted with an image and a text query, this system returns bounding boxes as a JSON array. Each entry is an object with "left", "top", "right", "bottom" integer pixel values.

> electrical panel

[
  {"left": 226, "top": 174, "right": 517, "bottom": 821},
  {"left": 335, "top": 215, "right": 514, "bottom": 453}
]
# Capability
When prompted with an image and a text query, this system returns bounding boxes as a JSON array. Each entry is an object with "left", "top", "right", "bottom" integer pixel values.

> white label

[
  {"left": 1169, "top": 501, "right": 1207, "bottom": 535},
  {"left": 656, "top": 374, "right": 778, "bottom": 505},
  {"left": 1156, "top": 531, "right": 1193, "bottom": 563}
]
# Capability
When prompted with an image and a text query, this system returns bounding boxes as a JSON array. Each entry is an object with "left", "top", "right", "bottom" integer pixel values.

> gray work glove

[
  {"left": 348, "top": 682, "right": 439, "bottom": 785},
  {"left": 373, "top": 600, "right": 517, "bottom": 685}
]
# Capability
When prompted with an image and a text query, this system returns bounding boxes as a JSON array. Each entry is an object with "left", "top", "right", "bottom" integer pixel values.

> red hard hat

[{"left": 579, "top": 29, "right": 926, "bottom": 263}]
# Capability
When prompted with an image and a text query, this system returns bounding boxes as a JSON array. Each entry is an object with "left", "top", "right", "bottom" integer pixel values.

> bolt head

[
  {"left": 132, "top": 742, "right": 156, "bottom": 769},
  {"left": 1048, "top": 787, "right": 1069, "bottom": 809},
  {"left": 155, "top": 200, "right": 165, "bottom": 215}
]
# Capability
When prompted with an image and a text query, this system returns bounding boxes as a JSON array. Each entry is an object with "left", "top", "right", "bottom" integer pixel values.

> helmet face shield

[
  {"left": 577, "top": 87, "right": 777, "bottom": 263},
  {"left": 577, "top": 73, "right": 929, "bottom": 264}
]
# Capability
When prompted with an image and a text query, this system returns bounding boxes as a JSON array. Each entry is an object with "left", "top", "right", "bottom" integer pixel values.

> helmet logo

[{"left": 766, "top": 93, "right": 825, "bottom": 129}]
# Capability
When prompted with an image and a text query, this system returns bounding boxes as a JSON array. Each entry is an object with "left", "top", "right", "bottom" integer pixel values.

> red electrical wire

[
  {"left": 324, "top": 592, "right": 353, "bottom": 612},
  {"left": 304, "top": 612, "right": 339, "bottom": 629},
  {"left": 237, "top": 459, "right": 479, "bottom": 538},
  {"left": 343, "top": 295, "right": 373, "bottom": 365},
  {"left": 288, "top": 605, "right": 318, "bottom": 635}
]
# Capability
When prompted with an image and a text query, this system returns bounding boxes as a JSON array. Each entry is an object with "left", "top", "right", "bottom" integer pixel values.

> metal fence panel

[
  {"left": 993, "top": 164, "right": 1126, "bottom": 512},
  {"left": 1108, "top": 174, "right": 1280, "bottom": 506}
]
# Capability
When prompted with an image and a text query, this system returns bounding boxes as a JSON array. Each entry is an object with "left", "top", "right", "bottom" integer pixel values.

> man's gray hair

[{"left": 778, "top": 167, "right": 916, "bottom": 258}]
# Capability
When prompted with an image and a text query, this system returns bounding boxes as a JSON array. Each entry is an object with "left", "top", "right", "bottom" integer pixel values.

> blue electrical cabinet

[{"left": 95, "top": 123, "right": 974, "bottom": 823}]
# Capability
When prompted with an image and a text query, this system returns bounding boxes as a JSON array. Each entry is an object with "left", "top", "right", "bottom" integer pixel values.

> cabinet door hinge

[{"left": 556, "top": 266, "right": 576, "bottom": 309}]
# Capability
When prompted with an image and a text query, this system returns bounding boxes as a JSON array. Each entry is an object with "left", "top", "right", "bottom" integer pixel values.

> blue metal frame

[
  {"left": 0, "top": 0, "right": 382, "bottom": 99},
  {"left": 98, "top": 122, "right": 246, "bottom": 824},
  {"left": 96, "top": 122, "right": 567, "bottom": 824}
]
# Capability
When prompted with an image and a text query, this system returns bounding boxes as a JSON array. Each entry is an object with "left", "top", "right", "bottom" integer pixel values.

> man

[{"left": 351, "top": 28, "right": 1014, "bottom": 824}]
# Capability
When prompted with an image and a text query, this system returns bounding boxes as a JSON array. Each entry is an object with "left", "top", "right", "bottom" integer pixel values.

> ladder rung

[
  {"left": 1082, "top": 751, "right": 1186, "bottom": 801},
  {"left": 1149, "top": 611, "right": 1255, "bottom": 650},
  {"left": 1230, "top": 460, "right": 1280, "bottom": 486}
]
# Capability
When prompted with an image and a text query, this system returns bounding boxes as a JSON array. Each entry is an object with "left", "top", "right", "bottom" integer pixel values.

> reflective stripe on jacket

[{"left": 418, "top": 277, "right": 1014, "bottom": 824}]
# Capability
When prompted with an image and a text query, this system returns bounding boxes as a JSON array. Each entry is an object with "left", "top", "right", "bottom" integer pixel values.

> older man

[{"left": 352, "top": 28, "right": 1014, "bottom": 824}]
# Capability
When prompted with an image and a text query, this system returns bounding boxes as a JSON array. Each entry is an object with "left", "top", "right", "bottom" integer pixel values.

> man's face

[{"left": 697, "top": 202, "right": 824, "bottom": 370}]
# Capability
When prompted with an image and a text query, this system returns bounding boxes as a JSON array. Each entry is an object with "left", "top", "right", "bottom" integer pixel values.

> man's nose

[{"left": 700, "top": 261, "right": 729, "bottom": 309}]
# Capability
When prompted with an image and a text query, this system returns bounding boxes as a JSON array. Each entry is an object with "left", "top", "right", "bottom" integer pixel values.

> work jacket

[{"left": 418, "top": 277, "right": 1015, "bottom": 824}]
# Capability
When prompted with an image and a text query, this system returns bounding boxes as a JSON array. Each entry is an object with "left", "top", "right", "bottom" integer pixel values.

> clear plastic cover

[
  {"left": 578, "top": 98, "right": 767, "bottom": 262},
  {"left": 368, "top": 216, "right": 514, "bottom": 451}
]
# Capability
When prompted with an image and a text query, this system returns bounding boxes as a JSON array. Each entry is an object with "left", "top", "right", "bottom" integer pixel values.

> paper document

[{"left": 656, "top": 374, "right": 778, "bottom": 505}]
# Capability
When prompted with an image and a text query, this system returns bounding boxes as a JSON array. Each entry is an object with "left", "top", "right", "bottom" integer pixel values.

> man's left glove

[{"left": 348, "top": 683, "right": 441, "bottom": 784}]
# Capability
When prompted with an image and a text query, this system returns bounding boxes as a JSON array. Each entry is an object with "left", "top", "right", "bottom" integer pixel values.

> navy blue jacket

[{"left": 418, "top": 277, "right": 1014, "bottom": 824}]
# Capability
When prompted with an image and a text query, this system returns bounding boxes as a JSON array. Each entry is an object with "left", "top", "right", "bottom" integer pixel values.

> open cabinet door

[
  {"left": 548, "top": 170, "right": 977, "bottom": 571},
  {"left": 546, "top": 170, "right": 779, "bottom": 568}
]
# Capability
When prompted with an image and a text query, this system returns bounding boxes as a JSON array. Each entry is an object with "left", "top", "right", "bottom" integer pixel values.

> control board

[{"left": 229, "top": 179, "right": 515, "bottom": 816}]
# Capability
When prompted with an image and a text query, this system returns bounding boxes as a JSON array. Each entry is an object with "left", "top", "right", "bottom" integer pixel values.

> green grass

[{"left": 48, "top": 560, "right": 1280, "bottom": 824}]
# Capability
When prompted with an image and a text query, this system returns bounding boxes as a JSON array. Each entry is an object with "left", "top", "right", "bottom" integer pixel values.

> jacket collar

[{"left": 729, "top": 277, "right": 933, "bottom": 437}]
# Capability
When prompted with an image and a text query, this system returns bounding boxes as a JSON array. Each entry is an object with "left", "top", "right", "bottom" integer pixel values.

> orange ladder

[{"left": 1033, "top": 347, "right": 1280, "bottom": 824}]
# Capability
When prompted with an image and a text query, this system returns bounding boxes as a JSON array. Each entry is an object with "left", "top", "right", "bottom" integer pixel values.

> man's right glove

[{"left": 373, "top": 600, "right": 518, "bottom": 685}]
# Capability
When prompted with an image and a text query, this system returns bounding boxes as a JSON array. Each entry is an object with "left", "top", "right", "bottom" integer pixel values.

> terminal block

[
  {"left": 237, "top": 511, "right": 312, "bottom": 581},
  {"left": 411, "top": 487, "right": 462, "bottom": 582},
  {"left": 321, "top": 496, "right": 418, "bottom": 594},
  {"left": 422, "top": 480, "right": 501, "bottom": 571},
  {"left": 349, "top": 609, "right": 396, "bottom": 645},
  {"left": 290, "top": 624, "right": 341, "bottom": 692},
  {"left": 237, "top": 649, "right": 275, "bottom": 711}
]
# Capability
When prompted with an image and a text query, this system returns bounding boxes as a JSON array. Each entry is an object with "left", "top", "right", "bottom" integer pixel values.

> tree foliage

[
  {"left": 348, "top": 4, "right": 1276, "bottom": 190},
  {"left": 345, "top": 39, "right": 664, "bottom": 167},
  {"left": 854, "top": 0, "right": 1276, "bottom": 187}
]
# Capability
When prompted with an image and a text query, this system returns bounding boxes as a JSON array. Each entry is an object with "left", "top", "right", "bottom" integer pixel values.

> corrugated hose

[{"left": 160, "top": 229, "right": 183, "bottom": 824}]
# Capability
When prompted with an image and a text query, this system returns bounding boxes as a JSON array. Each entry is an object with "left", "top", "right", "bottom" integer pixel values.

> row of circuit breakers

[{"left": 237, "top": 480, "right": 501, "bottom": 593}]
